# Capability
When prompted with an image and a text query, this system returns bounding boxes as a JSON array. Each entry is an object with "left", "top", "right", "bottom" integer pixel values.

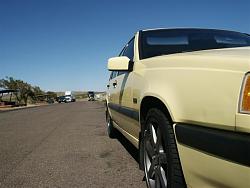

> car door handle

[{"left": 113, "top": 80, "right": 117, "bottom": 88}]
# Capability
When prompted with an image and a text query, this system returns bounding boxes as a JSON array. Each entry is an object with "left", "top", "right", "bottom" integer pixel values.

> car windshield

[{"left": 140, "top": 29, "right": 250, "bottom": 59}]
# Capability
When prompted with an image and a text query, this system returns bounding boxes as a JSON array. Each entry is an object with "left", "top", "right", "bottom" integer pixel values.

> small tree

[
  {"left": 32, "top": 86, "right": 45, "bottom": 102},
  {"left": 0, "top": 77, "right": 44, "bottom": 105}
]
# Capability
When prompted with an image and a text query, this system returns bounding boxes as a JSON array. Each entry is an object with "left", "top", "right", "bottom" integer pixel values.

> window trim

[{"left": 139, "top": 30, "right": 143, "bottom": 60}]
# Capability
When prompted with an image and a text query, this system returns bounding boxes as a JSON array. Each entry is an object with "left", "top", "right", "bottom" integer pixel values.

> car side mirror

[{"left": 107, "top": 56, "right": 133, "bottom": 71}]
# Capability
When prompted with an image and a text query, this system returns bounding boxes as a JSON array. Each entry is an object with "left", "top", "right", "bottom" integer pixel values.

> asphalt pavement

[{"left": 0, "top": 101, "right": 145, "bottom": 188}]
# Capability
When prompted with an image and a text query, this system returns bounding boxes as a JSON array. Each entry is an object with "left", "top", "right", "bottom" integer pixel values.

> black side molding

[
  {"left": 175, "top": 123, "right": 250, "bottom": 167},
  {"left": 108, "top": 103, "right": 139, "bottom": 121}
]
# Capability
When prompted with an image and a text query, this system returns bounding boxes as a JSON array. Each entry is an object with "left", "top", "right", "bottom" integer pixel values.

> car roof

[{"left": 140, "top": 28, "right": 248, "bottom": 35}]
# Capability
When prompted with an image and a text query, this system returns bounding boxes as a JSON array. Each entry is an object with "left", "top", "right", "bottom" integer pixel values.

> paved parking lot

[{"left": 0, "top": 101, "right": 145, "bottom": 188}]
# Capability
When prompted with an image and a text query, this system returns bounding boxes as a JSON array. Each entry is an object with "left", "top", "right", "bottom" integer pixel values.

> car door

[
  {"left": 107, "top": 71, "right": 118, "bottom": 119},
  {"left": 111, "top": 38, "right": 140, "bottom": 142}
]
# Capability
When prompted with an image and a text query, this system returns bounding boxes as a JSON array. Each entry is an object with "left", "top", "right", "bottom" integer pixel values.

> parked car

[
  {"left": 65, "top": 95, "right": 76, "bottom": 102},
  {"left": 106, "top": 28, "right": 250, "bottom": 188},
  {"left": 57, "top": 96, "right": 66, "bottom": 103},
  {"left": 88, "top": 91, "right": 95, "bottom": 101},
  {"left": 46, "top": 98, "right": 54, "bottom": 104}
]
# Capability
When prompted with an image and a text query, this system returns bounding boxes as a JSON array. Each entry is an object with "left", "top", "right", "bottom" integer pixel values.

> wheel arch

[
  {"left": 138, "top": 95, "right": 174, "bottom": 169},
  {"left": 140, "top": 95, "right": 174, "bottom": 125}
]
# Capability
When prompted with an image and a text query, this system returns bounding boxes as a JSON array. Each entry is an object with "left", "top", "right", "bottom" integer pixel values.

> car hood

[
  {"left": 181, "top": 46, "right": 250, "bottom": 60},
  {"left": 141, "top": 47, "right": 250, "bottom": 73}
]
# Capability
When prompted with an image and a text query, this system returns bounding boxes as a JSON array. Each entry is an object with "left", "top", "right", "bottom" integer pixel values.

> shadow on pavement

[{"left": 115, "top": 131, "right": 140, "bottom": 164}]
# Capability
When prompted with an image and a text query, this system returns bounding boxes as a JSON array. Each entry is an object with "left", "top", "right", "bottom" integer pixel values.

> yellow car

[{"left": 106, "top": 28, "right": 250, "bottom": 188}]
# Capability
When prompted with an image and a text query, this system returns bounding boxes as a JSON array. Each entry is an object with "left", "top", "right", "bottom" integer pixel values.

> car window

[
  {"left": 117, "top": 71, "right": 127, "bottom": 76},
  {"left": 147, "top": 36, "right": 188, "bottom": 45},
  {"left": 122, "top": 37, "right": 135, "bottom": 60},
  {"left": 119, "top": 47, "right": 126, "bottom": 56},
  {"left": 109, "top": 72, "right": 113, "bottom": 80},
  {"left": 113, "top": 37, "right": 135, "bottom": 77},
  {"left": 109, "top": 71, "right": 118, "bottom": 80},
  {"left": 214, "top": 35, "right": 248, "bottom": 45},
  {"left": 109, "top": 71, "right": 114, "bottom": 80},
  {"left": 141, "top": 29, "right": 250, "bottom": 59}
]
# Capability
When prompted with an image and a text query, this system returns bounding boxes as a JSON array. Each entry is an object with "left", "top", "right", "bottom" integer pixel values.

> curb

[{"left": 0, "top": 104, "right": 49, "bottom": 113}]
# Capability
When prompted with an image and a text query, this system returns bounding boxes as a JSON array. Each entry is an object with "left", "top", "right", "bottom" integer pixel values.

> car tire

[
  {"left": 106, "top": 109, "right": 117, "bottom": 138},
  {"left": 142, "top": 108, "right": 186, "bottom": 188}
]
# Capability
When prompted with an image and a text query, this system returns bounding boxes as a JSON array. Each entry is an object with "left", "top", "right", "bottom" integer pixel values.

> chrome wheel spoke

[
  {"left": 150, "top": 124, "right": 157, "bottom": 145},
  {"left": 159, "top": 167, "right": 167, "bottom": 187},
  {"left": 154, "top": 167, "right": 167, "bottom": 188},
  {"left": 147, "top": 162, "right": 155, "bottom": 178}
]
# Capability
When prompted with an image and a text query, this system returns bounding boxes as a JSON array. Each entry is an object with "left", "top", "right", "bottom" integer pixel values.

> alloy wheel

[{"left": 144, "top": 122, "right": 168, "bottom": 188}]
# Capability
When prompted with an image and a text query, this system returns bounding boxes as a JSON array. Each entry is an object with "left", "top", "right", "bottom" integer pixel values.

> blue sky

[{"left": 0, "top": 0, "right": 249, "bottom": 91}]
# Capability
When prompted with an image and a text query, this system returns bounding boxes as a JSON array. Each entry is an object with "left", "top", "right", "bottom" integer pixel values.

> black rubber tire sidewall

[{"left": 106, "top": 110, "right": 117, "bottom": 138}]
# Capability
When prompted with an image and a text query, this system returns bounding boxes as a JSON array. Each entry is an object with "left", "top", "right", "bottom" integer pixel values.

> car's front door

[
  {"left": 111, "top": 38, "right": 140, "bottom": 143},
  {"left": 107, "top": 71, "right": 118, "bottom": 120}
]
